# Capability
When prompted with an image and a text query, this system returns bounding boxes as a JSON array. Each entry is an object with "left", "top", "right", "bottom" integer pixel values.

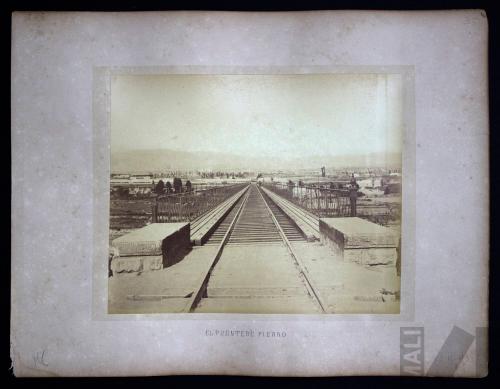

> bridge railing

[
  {"left": 152, "top": 183, "right": 248, "bottom": 223},
  {"left": 262, "top": 182, "right": 357, "bottom": 217}
]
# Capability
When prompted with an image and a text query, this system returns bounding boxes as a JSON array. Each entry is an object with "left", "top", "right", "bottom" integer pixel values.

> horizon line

[{"left": 111, "top": 148, "right": 403, "bottom": 158}]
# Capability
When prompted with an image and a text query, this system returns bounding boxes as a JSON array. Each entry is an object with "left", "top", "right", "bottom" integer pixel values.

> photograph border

[{"left": 92, "top": 65, "right": 416, "bottom": 322}]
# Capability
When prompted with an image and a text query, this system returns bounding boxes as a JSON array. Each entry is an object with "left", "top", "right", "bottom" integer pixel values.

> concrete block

[
  {"left": 111, "top": 255, "right": 163, "bottom": 275},
  {"left": 344, "top": 247, "right": 397, "bottom": 266},
  {"left": 111, "top": 223, "right": 190, "bottom": 271},
  {"left": 112, "top": 223, "right": 190, "bottom": 256},
  {"left": 320, "top": 217, "right": 399, "bottom": 266}
]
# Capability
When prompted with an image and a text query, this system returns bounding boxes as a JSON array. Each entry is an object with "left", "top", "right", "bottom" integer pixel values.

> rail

[
  {"left": 185, "top": 189, "right": 250, "bottom": 312},
  {"left": 262, "top": 182, "right": 357, "bottom": 217},
  {"left": 257, "top": 186, "right": 326, "bottom": 312},
  {"left": 152, "top": 183, "right": 248, "bottom": 222},
  {"left": 186, "top": 184, "right": 327, "bottom": 313}
]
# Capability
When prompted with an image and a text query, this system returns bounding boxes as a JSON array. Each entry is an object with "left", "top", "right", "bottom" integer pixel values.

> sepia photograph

[
  {"left": 11, "top": 9, "right": 489, "bottom": 377},
  {"left": 107, "top": 73, "right": 404, "bottom": 314}
]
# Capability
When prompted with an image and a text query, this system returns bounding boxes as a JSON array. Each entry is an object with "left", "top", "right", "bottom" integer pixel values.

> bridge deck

[{"left": 108, "top": 183, "right": 400, "bottom": 314}]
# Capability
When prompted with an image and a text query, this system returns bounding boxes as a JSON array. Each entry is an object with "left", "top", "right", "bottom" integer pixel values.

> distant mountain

[
  {"left": 111, "top": 149, "right": 401, "bottom": 173},
  {"left": 110, "top": 149, "right": 281, "bottom": 173},
  {"left": 289, "top": 153, "right": 402, "bottom": 171}
]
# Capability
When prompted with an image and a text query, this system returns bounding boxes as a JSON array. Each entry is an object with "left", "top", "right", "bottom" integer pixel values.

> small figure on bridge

[
  {"left": 349, "top": 174, "right": 359, "bottom": 216},
  {"left": 349, "top": 174, "right": 359, "bottom": 190}
]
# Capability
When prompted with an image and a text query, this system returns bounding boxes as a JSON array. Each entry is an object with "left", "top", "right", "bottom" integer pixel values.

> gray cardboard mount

[{"left": 11, "top": 11, "right": 488, "bottom": 377}]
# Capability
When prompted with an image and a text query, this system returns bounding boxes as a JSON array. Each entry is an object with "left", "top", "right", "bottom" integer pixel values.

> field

[
  {"left": 109, "top": 198, "right": 154, "bottom": 244},
  {"left": 357, "top": 194, "right": 401, "bottom": 230}
]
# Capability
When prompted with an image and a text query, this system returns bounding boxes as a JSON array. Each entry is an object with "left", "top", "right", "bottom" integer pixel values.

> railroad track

[
  {"left": 185, "top": 183, "right": 326, "bottom": 313},
  {"left": 205, "top": 185, "right": 307, "bottom": 246}
]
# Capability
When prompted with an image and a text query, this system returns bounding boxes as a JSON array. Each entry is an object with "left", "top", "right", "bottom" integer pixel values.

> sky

[{"left": 110, "top": 73, "right": 403, "bottom": 159}]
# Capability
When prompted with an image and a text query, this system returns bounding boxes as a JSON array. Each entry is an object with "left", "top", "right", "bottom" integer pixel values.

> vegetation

[
  {"left": 173, "top": 177, "right": 183, "bottom": 193},
  {"left": 155, "top": 179, "right": 165, "bottom": 194}
]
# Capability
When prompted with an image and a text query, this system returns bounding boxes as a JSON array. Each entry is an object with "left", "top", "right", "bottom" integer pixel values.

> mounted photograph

[{"left": 107, "top": 73, "right": 404, "bottom": 314}]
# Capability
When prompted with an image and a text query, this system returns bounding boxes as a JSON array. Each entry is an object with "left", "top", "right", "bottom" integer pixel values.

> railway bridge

[{"left": 109, "top": 182, "right": 400, "bottom": 314}]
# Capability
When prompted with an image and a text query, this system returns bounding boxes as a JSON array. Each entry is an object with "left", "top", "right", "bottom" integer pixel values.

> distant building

[
  {"left": 110, "top": 175, "right": 153, "bottom": 186},
  {"left": 110, "top": 178, "right": 130, "bottom": 186},
  {"left": 129, "top": 175, "right": 153, "bottom": 184}
]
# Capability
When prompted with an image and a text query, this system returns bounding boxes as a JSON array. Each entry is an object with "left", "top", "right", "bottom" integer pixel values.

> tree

[
  {"left": 155, "top": 179, "right": 165, "bottom": 195},
  {"left": 173, "top": 177, "right": 183, "bottom": 193},
  {"left": 165, "top": 181, "right": 172, "bottom": 194},
  {"left": 186, "top": 180, "right": 192, "bottom": 192}
]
